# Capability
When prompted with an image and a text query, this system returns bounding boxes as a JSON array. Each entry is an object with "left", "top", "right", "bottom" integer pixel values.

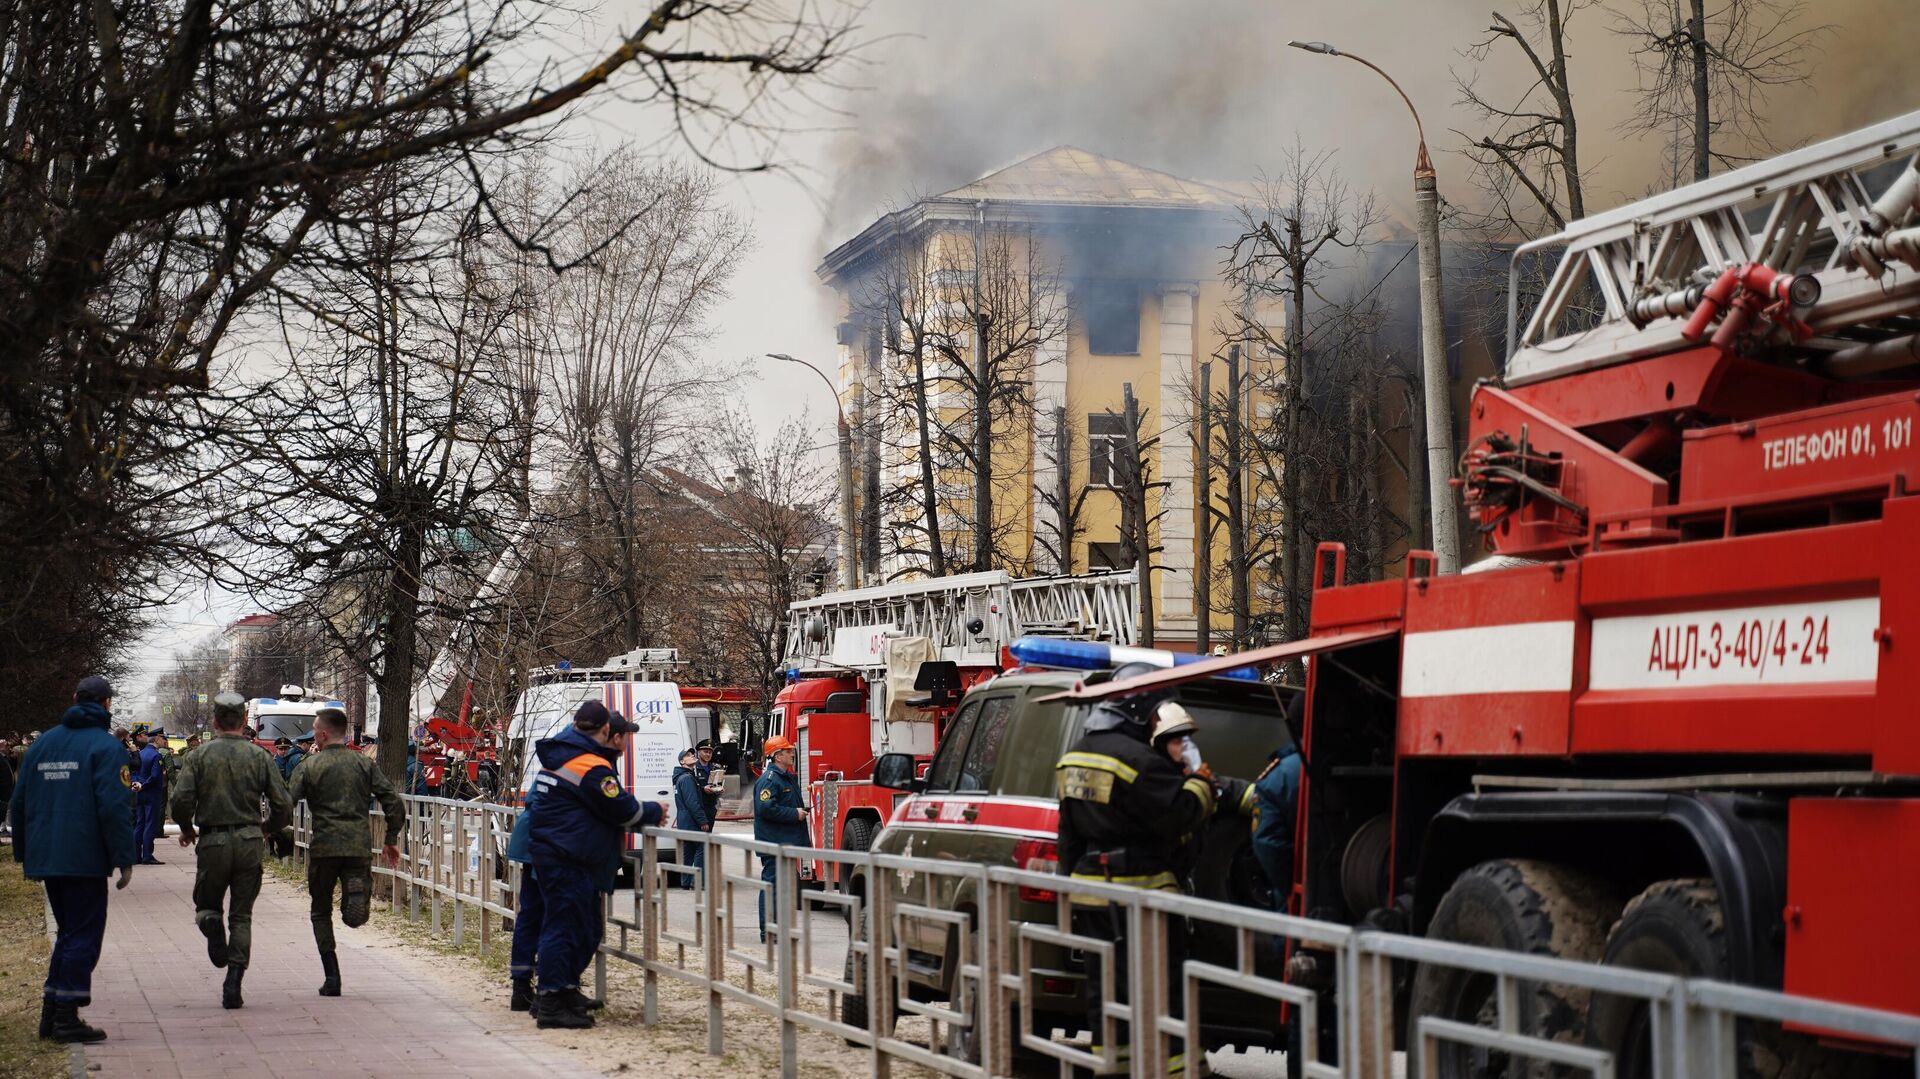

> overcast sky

[{"left": 124, "top": 0, "right": 1920, "bottom": 707}]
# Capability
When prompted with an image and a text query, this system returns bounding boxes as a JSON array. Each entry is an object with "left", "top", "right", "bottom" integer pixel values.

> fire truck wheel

[
  {"left": 842, "top": 817, "right": 878, "bottom": 858},
  {"left": 840, "top": 947, "right": 891, "bottom": 1044},
  {"left": 1587, "top": 880, "right": 1878, "bottom": 1079},
  {"left": 1408, "top": 859, "right": 1620, "bottom": 1079}
]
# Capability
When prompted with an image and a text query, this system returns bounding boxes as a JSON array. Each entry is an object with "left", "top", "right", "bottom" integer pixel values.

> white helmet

[
  {"left": 280, "top": 684, "right": 306, "bottom": 701},
  {"left": 1150, "top": 701, "right": 1198, "bottom": 745}
]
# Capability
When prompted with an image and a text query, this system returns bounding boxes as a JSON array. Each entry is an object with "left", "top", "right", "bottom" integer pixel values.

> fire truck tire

[
  {"left": 1408, "top": 859, "right": 1619, "bottom": 1079},
  {"left": 1588, "top": 880, "right": 1877, "bottom": 1079},
  {"left": 840, "top": 948, "right": 890, "bottom": 1043},
  {"left": 842, "top": 817, "right": 878, "bottom": 857}
]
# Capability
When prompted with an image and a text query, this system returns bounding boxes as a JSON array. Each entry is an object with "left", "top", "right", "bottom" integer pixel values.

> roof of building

[
  {"left": 227, "top": 614, "right": 279, "bottom": 631},
  {"left": 935, "top": 146, "right": 1246, "bottom": 209},
  {"left": 819, "top": 146, "right": 1244, "bottom": 282}
]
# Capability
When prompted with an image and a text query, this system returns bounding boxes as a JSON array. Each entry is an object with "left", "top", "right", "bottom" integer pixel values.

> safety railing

[
  {"left": 292, "top": 799, "right": 1920, "bottom": 1079},
  {"left": 290, "top": 794, "right": 523, "bottom": 953}
]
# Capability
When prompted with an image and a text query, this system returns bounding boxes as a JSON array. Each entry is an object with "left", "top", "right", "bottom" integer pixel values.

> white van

[{"left": 505, "top": 651, "right": 694, "bottom": 853}]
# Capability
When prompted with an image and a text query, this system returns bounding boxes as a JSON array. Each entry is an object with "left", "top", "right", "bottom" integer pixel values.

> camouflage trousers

[
  {"left": 192, "top": 833, "right": 264, "bottom": 968},
  {"left": 306, "top": 856, "right": 372, "bottom": 953}
]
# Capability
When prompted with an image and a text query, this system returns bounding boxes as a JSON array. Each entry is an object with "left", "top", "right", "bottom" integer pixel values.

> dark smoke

[{"left": 823, "top": 0, "right": 1915, "bottom": 246}]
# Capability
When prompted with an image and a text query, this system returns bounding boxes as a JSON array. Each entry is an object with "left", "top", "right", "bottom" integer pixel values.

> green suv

[{"left": 840, "top": 667, "right": 1294, "bottom": 1061}]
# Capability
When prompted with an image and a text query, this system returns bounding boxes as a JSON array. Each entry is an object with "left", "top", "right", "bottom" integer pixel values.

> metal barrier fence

[{"left": 294, "top": 798, "right": 1920, "bottom": 1079}]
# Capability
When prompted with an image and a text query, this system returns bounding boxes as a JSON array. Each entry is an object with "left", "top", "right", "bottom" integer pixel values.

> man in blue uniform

[
  {"left": 1252, "top": 695, "right": 1305, "bottom": 904},
  {"left": 526, "top": 700, "right": 666, "bottom": 1029},
  {"left": 671, "top": 747, "right": 712, "bottom": 889},
  {"left": 130, "top": 726, "right": 166, "bottom": 864},
  {"left": 9, "top": 676, "right": 136, "bottom": 1044},
  {"left": 751, "top": 734, "right": 808, "bottom": 942}
]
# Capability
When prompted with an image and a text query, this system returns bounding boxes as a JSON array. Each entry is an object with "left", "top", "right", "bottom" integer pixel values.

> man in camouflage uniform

[
  {"left": 155, "top": 733, "right": 181, "bottom": 799},
  {"left": 170, "top": 693, "right": 294, "bottom": 1009},
  {"left": 288, "top": 706, "right": 403, "bottom": 998}
]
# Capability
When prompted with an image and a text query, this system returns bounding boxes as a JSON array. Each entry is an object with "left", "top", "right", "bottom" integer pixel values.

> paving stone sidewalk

[{"left": 72, "top": 855, "right": 599, "bottom": 1078}]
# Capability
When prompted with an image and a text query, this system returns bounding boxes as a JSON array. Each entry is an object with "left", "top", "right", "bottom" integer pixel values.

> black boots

[
  {"left": 319, "top": 950, "right": 341, "bottom": 997},
  {"left": 221, "top": 966, "right": 245, "bottom": 1010},
  {"left": 197, "top": 911, "right": 229, "bottom": 968},
  {"left": 37, "top": 998, "right": 53, "bottom": 1039},
  {"left": 534, "top": 989, "right": 594, "bottom": 1029},
  {"left": 45, "top": 1000, "right": 106, "bottom": 1044},
  {"left": 510, "top": 976, "right": 533, "bottom": 1012}
]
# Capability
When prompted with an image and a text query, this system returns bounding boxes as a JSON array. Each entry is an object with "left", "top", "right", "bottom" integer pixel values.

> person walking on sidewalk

[
  {"left": 288, "top": 706, "right": 403, "bottom": 998},
  {"left": 8, "top": 675, "right": 136, "bottom": 1045},
  {"left": 171, "top": 691, "right": 295, "bottom": 1009},
  {"left": 752, "top": 735, "right": 809, "bottom": 943},
  {"left": 130, "top": 726, "right": 166, "bottom": 865},
  {"left": 526, "top": 701, "right": 666, "bottom": 1029}
]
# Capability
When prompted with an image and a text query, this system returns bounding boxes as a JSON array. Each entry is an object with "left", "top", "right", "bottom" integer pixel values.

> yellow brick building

[{"left": 817, "top": 148, "right": 1281, "bottom": 647}]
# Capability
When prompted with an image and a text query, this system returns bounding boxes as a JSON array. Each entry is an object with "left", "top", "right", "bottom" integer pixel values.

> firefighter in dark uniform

[
  {"left": 751, "top": 734, "right": 808, "bottom": 942},
  {"left": 526, "top": 701, "right": 666, "bottom": 1029},
  {"left": 1055, "top": 671, "right": 1250, "bottom": 1076},
  {"left": 171, "top": 691, "right": 294, "bottom": 1009}
]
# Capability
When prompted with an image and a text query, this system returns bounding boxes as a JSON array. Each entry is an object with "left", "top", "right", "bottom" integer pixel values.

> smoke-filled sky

[{"left": 129, "top": 0, "right": 1919, "bottom": 702}]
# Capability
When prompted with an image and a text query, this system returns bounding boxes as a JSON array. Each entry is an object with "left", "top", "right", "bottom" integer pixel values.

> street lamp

[
  {"left": 1288, "top": 40, "right": 1461, "bottom": 574},
  {"left": 766, "top": 353, "right": 859, "bottom": 589}
]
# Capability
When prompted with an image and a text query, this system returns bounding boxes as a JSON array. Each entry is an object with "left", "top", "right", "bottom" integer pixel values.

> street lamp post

[
  {"left": 1288, "top": 40, "right": 1461, "bottom": 574},
  {"left": 766, "top": 353, "right": 859, "bottom": 589}
]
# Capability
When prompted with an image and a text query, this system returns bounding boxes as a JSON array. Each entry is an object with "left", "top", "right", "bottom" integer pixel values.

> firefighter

[
  {"left": 288, "top": 706, "right": 404, "bottom": 998},
  {"left": 526, "top": 701, "right": 666, "bottom": 1029},
  {"left": 752, "top": 734, "right": 808, "bottom": 942},
  {"left": 1253, "top": 694, "right": 1305, "bottom": 905},
  {"left": 1055, "top": 672, "right": 1249, "bottom": 1076},
  {"left": 171, "top": 691, "right": 294, "bottom": 1009}
]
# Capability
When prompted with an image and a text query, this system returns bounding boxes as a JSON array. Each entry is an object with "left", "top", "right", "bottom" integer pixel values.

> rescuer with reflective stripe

[
  {"left": 526, "top": 700, "right": 666, "bottom": 1029},
  {"left": 1054, "top": 670, "right": 1240, "bottom": 1076}
]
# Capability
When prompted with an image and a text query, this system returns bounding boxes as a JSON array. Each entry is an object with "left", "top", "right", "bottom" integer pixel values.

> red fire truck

[
  {"left": 1060, "top": 111, "right": 1920, "bottom": 1074},
  {"left": 772, "top": 568, "right": 1139, "bottom": 884}
]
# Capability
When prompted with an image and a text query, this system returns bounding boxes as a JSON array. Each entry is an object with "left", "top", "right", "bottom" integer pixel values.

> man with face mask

[
  {"left": 525, "top": 700, "right": 667, "bottom": 1029},
  {"left": 1054, "top": 671, "right": 1250, "bottom": 1077}
]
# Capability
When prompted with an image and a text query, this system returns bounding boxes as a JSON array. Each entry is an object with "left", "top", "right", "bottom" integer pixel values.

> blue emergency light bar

[
  {"left": 1007, "top": 637, "right": 1261, "bottom": 682},
  {"left": 255, "top": 698, "right": 278, "bottom": 705}
]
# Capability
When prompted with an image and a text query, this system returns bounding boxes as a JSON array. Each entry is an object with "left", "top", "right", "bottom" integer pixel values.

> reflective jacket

[
  {"left": 9, "top": 703, "right": 136, "bottom": 878},
  {"left": 527, "top": 728, "right": 662, "bottom": 878},
  {"left": 751, "top": 761, "right": 807, "bottom": 846},
  {"left": 1055, "top": 725, "right": 1247, "bottom": 902}
]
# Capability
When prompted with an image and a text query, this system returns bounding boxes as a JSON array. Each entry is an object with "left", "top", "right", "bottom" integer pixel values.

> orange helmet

[{"left": 762, "top": 734, "right": 796, "bottom": 754}]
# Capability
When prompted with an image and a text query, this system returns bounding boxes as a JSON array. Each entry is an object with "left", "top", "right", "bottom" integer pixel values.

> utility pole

[
  {"left": 1122, "top": 383, "right": 1155, "bottom": 646},
  {"left": 972, "top": 201, "right": 993, "bottom": 571},
  {"left": 1194, "top": 362, "right": 1213, "bottom": 652},
  {"left": 766, "top": 353, "right": 858, "bottom": 589},
  {"left": 1289, "top": 40, "right": 1460, "bottom": 573}
]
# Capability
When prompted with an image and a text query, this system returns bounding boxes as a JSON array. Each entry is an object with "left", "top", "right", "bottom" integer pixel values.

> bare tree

[
  {"left": 1223, "top": 152, "right": 1404, "bottom": 643},
  {"left": 856, "top": 225, "right": 950, "bottom": 577},
  {"left": 703, "top": 412, "right": 834, "bottom": 711},
  {"left": 1110, "top": 386, "right": 1165, "bottom": 646},
  {"left": 1615, "top": 0, "right": 1829, "bottom": 181},
  {"left": 219, "top": 164, "right": 527, "bottom": 777},
  {"left": 549, "top": 156, "right": 747, "bottom": 649},
  {"left": 1034, "top": 404, "right": 1094, "bottom": 574},
  {"left": 1455, "top": 0, "right": 1593, "bottom": 238},
  {"left": 0, "top": 0, "right": 853, "bottom": 731}
]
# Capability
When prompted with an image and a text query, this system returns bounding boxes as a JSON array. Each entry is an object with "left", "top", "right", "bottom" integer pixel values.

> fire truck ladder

[
  {"left": 784, "top": 567, "right": 1140, "bottom": 673},
  {"left": 1508, "top": 108, "right": 1920, "bottom": 385}
]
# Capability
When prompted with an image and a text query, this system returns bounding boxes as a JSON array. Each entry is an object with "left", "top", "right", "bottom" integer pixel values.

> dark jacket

[
  {"left": 133, "top": 742, "right": 165, "bottom": 805},
  {"left": 527, "top": 728, "right": 662, "bottom": 880},
  {"left": 506, "top": 785, "right": 537, "bottom": 865},
  {"left": 288, "top": 745, "right": 404, "bottom": 858},
  {"left": 751, "top": 760, "right": 808, "bottom": 846},
  {"left": 9, "top": 703, "right": 137, "bottom": 878},
  {"left": 1251, "top": 747, "right": 1302, "bottom": 896},
  {"left": 672, "top": 764, "right": 711, "bottom": 832},
  {"left": 1055, "top": 725, "right": 1228, "bottom": 895}
]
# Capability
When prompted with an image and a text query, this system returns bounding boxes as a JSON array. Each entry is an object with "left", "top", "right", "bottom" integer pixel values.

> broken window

[
  {"left": 1087, "top": 412, "right": 1126, "bottom": 487},
  {"left": 1087, "top": 541, "right": 1130, "bottom": 570},
  {"left": 1081, "top": 282, "right": 1139, "bottom": 355}
]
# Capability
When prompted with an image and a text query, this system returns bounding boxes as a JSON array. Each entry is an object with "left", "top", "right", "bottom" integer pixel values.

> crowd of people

[{"left": 7, "top": 678, "right": 407, "bottom": 1043}]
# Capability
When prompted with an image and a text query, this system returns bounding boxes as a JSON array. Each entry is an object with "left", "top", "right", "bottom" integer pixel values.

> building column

[
  {"left": 1157, "top": 285, "right": 1198, "bottom": 640},
  {"left": 1031, "top": 284, "right": 1069, "bottom": 572}
]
